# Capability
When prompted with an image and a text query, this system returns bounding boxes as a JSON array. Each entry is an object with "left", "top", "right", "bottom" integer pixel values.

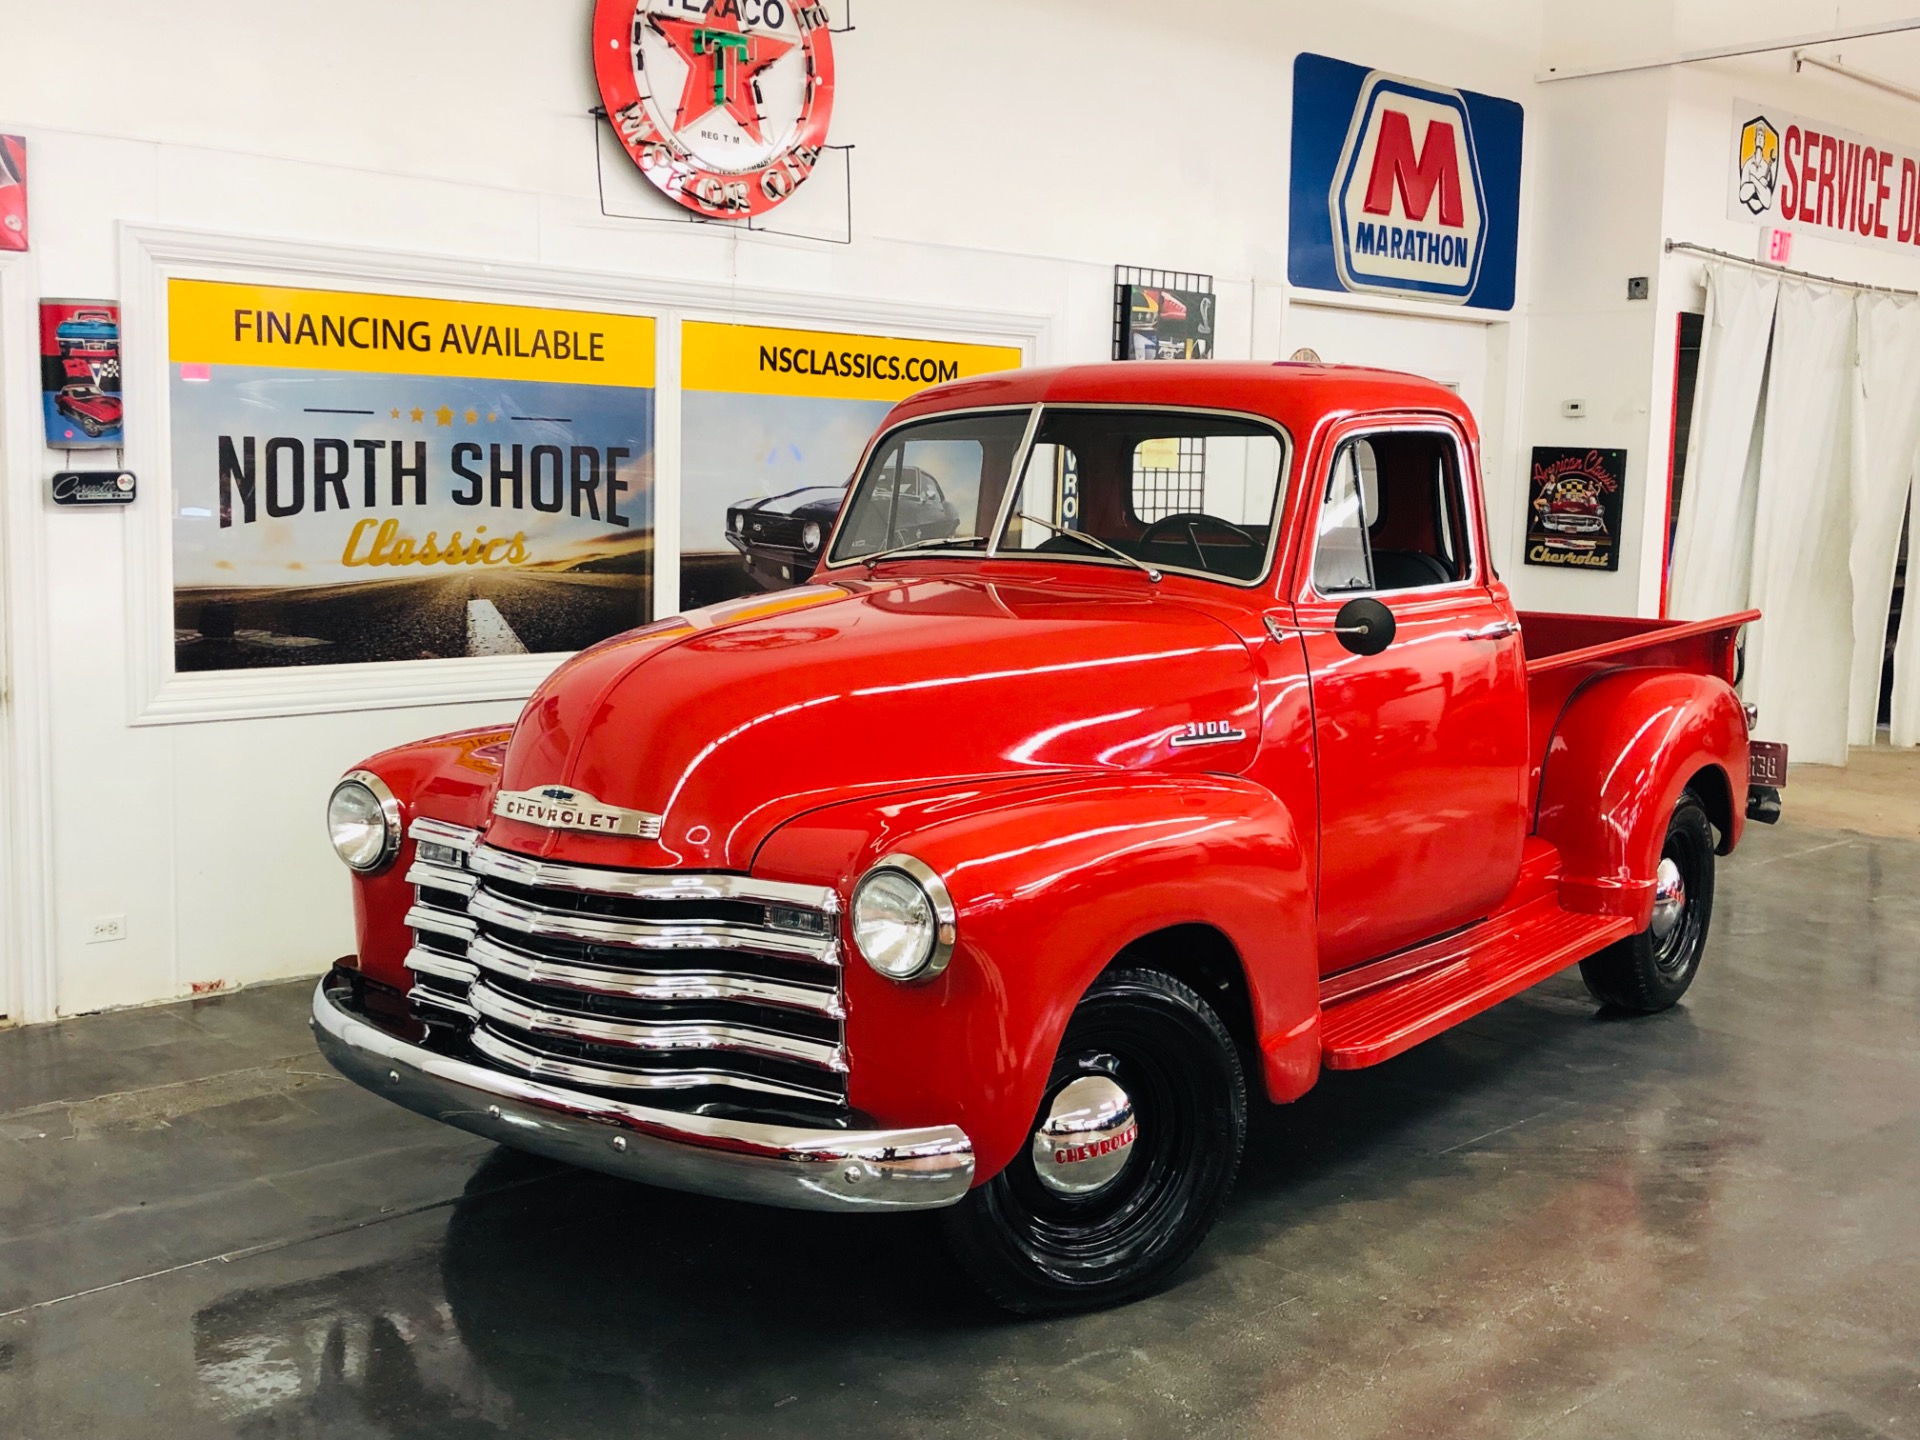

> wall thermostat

[
  {"left": 52, "top": 470, "right": 135, "bottom": 505},
  {"left": 1561, "top": 399, "right": 1587, "bottom": 419}
]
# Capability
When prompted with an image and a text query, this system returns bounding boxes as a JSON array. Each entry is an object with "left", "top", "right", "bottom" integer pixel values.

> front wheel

[
  {"left": 940, "top": 968, "right": 1247, "bottom": 1314},
  {"left": 1579, "top": 792, "right": 1717, "bottom": 1013}
]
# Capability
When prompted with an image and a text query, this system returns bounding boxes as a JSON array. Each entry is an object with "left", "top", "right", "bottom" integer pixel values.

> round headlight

[
  {"left": 327, "top": 770, "right": 401, "bottom": 873},
  {"left": 851, "top": 855, "right": 956, "bottom": 982},
  {"left": 730, "top": 512, "right": 745, "bottom": 533},
  {"left": 801, "top": 520, "right": 823, "bottom": 552}
]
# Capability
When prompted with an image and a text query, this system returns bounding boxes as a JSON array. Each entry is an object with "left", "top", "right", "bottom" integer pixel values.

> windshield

[
  {"left": 828, "top": 405, "right": 1289, "bottom": 584},
  {"left": 1001, "top": 408, "right": 1287, "bottom": 583},
  {"left": 829, "top": 410, "right": 1031, "bottom": 563}
]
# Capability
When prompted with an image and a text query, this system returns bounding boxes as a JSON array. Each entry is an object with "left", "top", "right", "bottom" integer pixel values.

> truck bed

[
  {"left": 1518, "top": 608, "right": 1758, "bottom": 812},
  {"left": 1518, "top": 609, "right": 1758, "bottom": 676}
]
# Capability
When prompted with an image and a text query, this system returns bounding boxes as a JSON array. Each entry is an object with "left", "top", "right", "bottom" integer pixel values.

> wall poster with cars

[
  {"left": 1112, "top": 267, "right": 1215, "bottom": 361},
  {"left": 1, "top": 134, "right": 27, "bottom": 252},
  {"left": 678, "top": 321, "right": 1023, "bottom": 608},
  {"left": 41, "top": 299, "right": 123, "bottom": 447},
  {"left": 167, "top": 279, "right": 656, "bottom": 671},
  {"left": 1524, "top": 446, "right": 1626, "bottom": 571}
]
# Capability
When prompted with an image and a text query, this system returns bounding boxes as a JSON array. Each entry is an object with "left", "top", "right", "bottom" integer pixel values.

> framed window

[{"left": 1311, "top": 428, "right": 1473, "bottom": 595}]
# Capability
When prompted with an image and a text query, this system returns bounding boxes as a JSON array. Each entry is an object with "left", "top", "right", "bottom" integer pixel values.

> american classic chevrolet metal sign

[{"left": 1289, "top": 53, "right": 1524, "bottom": 310}]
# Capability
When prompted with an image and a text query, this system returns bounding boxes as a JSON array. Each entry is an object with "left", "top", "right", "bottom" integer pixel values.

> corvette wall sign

[{"left": 593, "top": 0, "right": 836, "bottom": 221}]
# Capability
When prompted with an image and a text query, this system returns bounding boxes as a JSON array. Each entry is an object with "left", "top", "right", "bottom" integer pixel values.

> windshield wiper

[
  {"left": 859, "top": 533, "right": 987, "bottom": 569},
  {"left": 1014, "top": 514, "right": 1162, "bottom": 582}
]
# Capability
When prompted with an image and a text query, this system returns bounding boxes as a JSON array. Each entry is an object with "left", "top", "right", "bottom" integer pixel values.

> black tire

[
  {"left": 1579, "top": 792, "right": 1716, "bottom": 1013},
  {"left": 940, "top": 967, "right": 1247, "bottom": 1314}
]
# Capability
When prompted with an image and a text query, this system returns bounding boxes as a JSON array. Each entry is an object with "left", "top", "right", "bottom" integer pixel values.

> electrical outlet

[{"left": 86, "top": 914, "right": 126, "bottom": 944}]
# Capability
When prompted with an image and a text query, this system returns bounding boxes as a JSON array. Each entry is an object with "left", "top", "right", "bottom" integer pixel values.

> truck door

[{"left": 1288, "top": 420, "right": 1529, "bottom": 974}]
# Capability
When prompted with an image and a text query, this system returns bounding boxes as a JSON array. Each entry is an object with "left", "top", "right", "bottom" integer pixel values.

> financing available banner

[
  {"left": 678, "top": 321, "right": 1021, "bottom": 608},
  {"left": 168, "top": 279, "right": 656, "bottom": 671}
]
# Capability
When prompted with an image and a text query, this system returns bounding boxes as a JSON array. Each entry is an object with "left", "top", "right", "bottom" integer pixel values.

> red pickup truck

[{"left": 313, "top": 363, "right": 1779, "bottom": 1313}]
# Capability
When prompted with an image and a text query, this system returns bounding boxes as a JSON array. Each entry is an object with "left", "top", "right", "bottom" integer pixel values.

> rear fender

[
  {"left": 753, "top": 772, "right": 1318, "bottom": 1183},
  {"left": 1534, "top": 670, "right": 1746, "bottom": 925}
]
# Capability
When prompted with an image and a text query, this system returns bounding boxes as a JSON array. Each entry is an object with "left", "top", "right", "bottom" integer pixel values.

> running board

[{"left": 1318, "top": 900, "right": 1636, "bottom": 1069}]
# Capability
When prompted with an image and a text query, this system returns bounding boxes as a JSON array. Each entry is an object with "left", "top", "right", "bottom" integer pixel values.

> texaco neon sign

[{"left": 593, "top": 0, "right": 836, "bottom": 220}]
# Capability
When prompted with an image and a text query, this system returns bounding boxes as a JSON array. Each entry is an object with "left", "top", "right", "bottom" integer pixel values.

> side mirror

[{"left": 1334, "top": 596, "right": 1396, "bottom": 656}]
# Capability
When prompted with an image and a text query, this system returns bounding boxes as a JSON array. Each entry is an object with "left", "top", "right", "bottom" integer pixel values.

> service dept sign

[
  {"left": 1290, "top": 53, "right": 1523, "bottom": 311},
  {"left": 593, "top": 0, "right": 836, "bottom": 221},
  {"left": 1724, "top": 98, "right": 1920, "bottom": 258}
]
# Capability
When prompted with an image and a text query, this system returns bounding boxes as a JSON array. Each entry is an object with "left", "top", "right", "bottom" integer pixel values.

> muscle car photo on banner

[
  {"left": 167, "top": 279, "right": 656, "bottom": 670},
  {"left": 1524, "top": 446, "right": 1626, "bottom": 571},
  {"left": 678, "top": 321, "right": 1022, "bottom": 609},
  {"left": 41, "top": 299, "right": 122, "bottom": 447}
]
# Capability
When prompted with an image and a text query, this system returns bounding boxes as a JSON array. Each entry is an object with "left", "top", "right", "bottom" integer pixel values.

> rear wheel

[
  {"left": 941, "top": 968, "right": 1246, "bottom": 1314},
  {"left": 1579, "top": 792, "right": 1716, "bottom": 1013}
]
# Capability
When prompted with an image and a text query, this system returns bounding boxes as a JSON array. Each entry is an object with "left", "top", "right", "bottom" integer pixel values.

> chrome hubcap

[
  {"left": 1031, "top": 1073, "right": 1139, "bottom": 1196},
  {"left": 1650, "top": 857, "right": 1687, "bottom": 940}
]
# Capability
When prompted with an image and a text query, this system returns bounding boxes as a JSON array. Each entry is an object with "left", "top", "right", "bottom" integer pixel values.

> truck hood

[{"left": 490, "top": 576, "right": 1261, "bottom": 871}]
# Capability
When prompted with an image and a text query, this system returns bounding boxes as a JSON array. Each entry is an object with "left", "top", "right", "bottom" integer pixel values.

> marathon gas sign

[
  {"left": 1289, "top": 54, "right": 1523, "bottom": 310},
  {"left": 1726, "top": 99, "right": 1920, "bottom": 258}
]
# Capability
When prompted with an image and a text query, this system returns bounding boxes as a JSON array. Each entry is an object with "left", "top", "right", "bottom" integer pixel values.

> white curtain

[
  {"left": 1668, "top": 263, "right": 1778, "bottom": 621},
  {"left": 1747, "top": 281, "right": 1858, "bottom": 767},
  {"left": 1847, "top": 293, "right": 1920, "bottom": 745}
]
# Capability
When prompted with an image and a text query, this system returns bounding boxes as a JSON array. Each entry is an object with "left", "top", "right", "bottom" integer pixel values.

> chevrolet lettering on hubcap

[{"left": 492, "top": 785, "right": 663, "bottom": 839}]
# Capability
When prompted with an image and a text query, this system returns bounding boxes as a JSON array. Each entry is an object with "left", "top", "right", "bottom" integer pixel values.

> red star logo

[{"left": 652, "top": 12, "right": 795, "bottom": 145}]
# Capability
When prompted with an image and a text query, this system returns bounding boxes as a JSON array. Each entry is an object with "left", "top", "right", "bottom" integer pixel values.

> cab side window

[{"left": 1311, "top": 430, "right": 1471, "bottom": 594}]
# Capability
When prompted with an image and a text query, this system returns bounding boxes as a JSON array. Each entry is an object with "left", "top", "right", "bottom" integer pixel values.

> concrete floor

[{"left": 2, "top": 807, "right": 1917, "bottom": 1437}]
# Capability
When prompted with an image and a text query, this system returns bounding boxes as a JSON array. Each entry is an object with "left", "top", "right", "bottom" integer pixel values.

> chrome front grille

[{"left": 401, "top": 819, "right": 846, "bottom": 1116}]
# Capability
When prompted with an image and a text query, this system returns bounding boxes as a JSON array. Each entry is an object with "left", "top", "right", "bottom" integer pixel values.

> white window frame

[{"left": 118, "top": 225, "right": 1046, "bottom": 725}]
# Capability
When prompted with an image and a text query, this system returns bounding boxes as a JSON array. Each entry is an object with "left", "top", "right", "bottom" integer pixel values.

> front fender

[
  {"left": 342, "top": 726, "right": 511, "bottom": 991},
  {"left": 752, "top": 772, "right": 1318, "bottom": 1184},
  {"left": 1535, "top": 669, "right": 1746, "bottom": 925}
]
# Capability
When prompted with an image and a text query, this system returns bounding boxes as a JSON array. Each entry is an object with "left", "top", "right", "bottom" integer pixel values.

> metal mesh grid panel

[{"left": 1132, "top": 435, "right": 1207, "bottom": 522}]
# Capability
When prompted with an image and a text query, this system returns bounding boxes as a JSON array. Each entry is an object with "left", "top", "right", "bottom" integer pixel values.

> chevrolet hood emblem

[{"left": 492, "top": 785, "right": 662, "bottom": 839}]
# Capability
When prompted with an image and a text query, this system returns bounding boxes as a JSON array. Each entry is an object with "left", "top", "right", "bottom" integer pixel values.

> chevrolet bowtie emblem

[{"left": 493, "top": 785, "right": 662, "bottom": 839}]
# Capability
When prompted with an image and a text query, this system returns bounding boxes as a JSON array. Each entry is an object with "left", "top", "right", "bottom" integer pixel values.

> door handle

[{"left": 1470, "top": 620, "right": 1519, "bottom": 640}]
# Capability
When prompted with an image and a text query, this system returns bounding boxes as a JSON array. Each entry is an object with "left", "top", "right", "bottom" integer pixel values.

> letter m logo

[
  {"left": 1331, "top": 73, "right": 1487, "bottom": 303},
  {"left": 1364, "top": 111, "right": 1465, "bottom": 227}
]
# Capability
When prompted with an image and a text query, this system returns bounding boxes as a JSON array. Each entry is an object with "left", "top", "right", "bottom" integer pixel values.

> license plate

[{"left": 1749, "top": 740, "right": 1789, "bottom": 788}]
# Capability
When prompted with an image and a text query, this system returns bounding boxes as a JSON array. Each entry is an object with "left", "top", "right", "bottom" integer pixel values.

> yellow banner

[
  {"left": 168, "top": 279, "right": 656, "bottom": 388},
  {"left": 683, "top": 321, "right": 1021, "bottom": 402}
]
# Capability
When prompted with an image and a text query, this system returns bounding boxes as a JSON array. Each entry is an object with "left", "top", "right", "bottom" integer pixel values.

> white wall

[
  {"left": 1511, "top": 67, "right": 1676, "bottom": 618},
  {"left": 0, "top": 1, "right": 1552, "bottom": 1017}
]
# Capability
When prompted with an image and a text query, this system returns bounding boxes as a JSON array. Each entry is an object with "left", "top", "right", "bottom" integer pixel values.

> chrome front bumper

[{"left": 310, "top": 979, "right": 975, "bottom": 1212}]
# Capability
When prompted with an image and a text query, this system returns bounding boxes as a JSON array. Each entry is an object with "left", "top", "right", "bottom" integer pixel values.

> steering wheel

[{"left": 1138, "top": 512, "right": 1258, "bottom": 572}]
